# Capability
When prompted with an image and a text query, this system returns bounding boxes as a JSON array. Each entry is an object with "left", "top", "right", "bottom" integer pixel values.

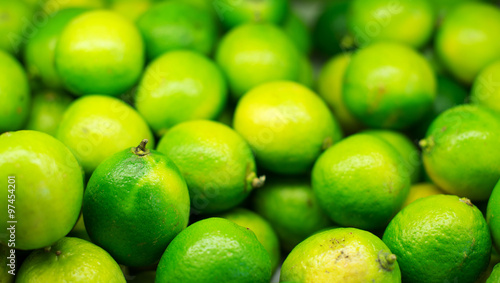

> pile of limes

[{"left": 2, "top": 0, "right": 500, "bottom": 282}]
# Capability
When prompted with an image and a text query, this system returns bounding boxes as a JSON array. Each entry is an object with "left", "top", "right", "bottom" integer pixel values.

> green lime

[
  {"left": 233, "top": 81, "right": 342, "bottom": 175},
  {"left": 0, "top": 245, "right": 13, "bottom": 283},
  {"left": 472, "top": 60, "right": 500, "bottom": 112},
  {"left": 297, "top": 55, "right": 313, "bottom": 88},
  {"left": 432, "top": 0, "right": 481, "bottom": 19},
  {"left": 252, "top": 177, "right": 332, "bottom": 252},
  {"left": 213, "top": 0, "right": 288, "bottom": 29},
  {"left": 363, "top": 129, "right": 421, "bottom": 184},
  {"left": 0, "top": 50, "right": 30, "bottom": 133},
  {"left": 312, "top": 0, "right": 350, "bottom": 56},
  {"left": 0, "top": 131, "right": 83, "bottom": 250},
  {"left": 487, "top": 180, "right": 500, "bottom": 251},
  {"left": 219, "top": 208, "right": 280, "bottom": 271},
  {"left": 157, "top": 120, "right": 262, "bottom": 214},
  {"left": 435, "top": 2, "right": 500, "bottom": 84},
  {"left": 109, "top": 0, "right": 152, "bottom": 21},
  {"left": 67, "top": 214, "right": 91, "bottom": 242},
  {"left": 17, "top": 237, "right": 125, "bottom": 282},
  {"left": 136, "top": 50, "right": 227, "bottom": 136},
  {"left": 55, "top": 10, "right": 144, "bottom": 96},
  {"left": 317, "top": 52, "right": 364, "bottom": 134},
  {"left": 25, "top": 90, "right": 73, "bottom": 136},
  {"left": 383, "top": 195, "right": 491, "bottom": 283},
  {"left": 312, "top": 133, "right": 410, "bottom": 230},
  {"left": 348, "top": 0, "right": 435, "bottom": 48},
  {"left": 282, "top": 12, "right": 311, "bottom": 54},
  {"left": 156, "top": 217, "right": 272, "bottom": 283},
  {"left": 83, "top": 140, "right": 190, "bottom": 267},
  {"left": 215, "top": 23, "right": 301, "bottom": 99},
  {"left": 343, "top": 42, "right": 436, "bottom": 129},
  {"left": 281, "top": 227, "right": 401, "bottom": 282},
  {"left": 487, "top": 263, "right": 500, "bottom": 283},
  {"left": 40, "top": 0, "right": 106, "bottom": 13},
  {"left": 137, "top": 1, "right": 217, "bottom": 61},
  {"left": 402, "top": 182, "right": 444, "bottom": 208},
  {"left": 420, "top": 105, "right": 500, "bottom": 201},
  {"left": 0, "top": 0, "right": 33, "bottom": 55},
  {"left": 24, "top": 8, "right": 87, "bottom": 89},
  {"left": 56, "top": 95, "right": 154, "bottom": 176}
]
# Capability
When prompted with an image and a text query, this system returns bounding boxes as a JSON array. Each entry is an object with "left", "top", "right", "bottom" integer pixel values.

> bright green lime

[
  {"left": 487, "top": 180, "right": 500, "bottom": 251},
  {"left": 487, "top": 263, "right": 500, "bottom": 283},
  {"left": 213, "top": 0, "right": 288, "bottom": 29},
  {"left": 282, "top": 13, "right": 311, "bottom": 54},
  {"left": 472, "top": 60, "right": 500, "bottom": 112},
  {"left": 25, "top": 90, "right": 73, "bottom": 136},
  {"left": 0, "top": 0, "right": 33, "bottom": 55}
]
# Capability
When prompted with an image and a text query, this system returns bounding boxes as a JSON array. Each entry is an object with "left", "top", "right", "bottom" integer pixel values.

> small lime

[
  {"left": 402, "top": 182, "right": 444, "bottom": 208},
  {"left": 25, "top": 90, "right": 73, "bottom": 136},
  {"left": 471, "top": 60, "right": 500, "bottom": 112},
  {"left": 213, "top": 0, "right": 289, "bottom": 29},
  {"left": 282, "top": 12, "right": 311, "bottom": 54}
]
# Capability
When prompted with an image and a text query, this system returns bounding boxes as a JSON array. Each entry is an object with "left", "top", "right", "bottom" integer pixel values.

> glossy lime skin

[
  {"left": 281, "top": 228, "right": 401, "bottom": 283},
  {"left": 472, "top": 60, "right": 500, "bottom": 112},
  {"left": 313, "top": 0, "right": 350, "bottom": 56},
  {"left": 213, "top": 0, "right": 288, "bottom": 29},
  {"left": 487, "top": 181, "right": 500, "bottom": 251},
  {"left": 0, "top": 0, "right": 32, "bottom": 55},
  {"left": 136, "top": 50, "right": 227, "bottom": 136},
  {"left": 157, "top": 120, "right": 257, "bottom": 214},
  {"left": 343, "top": 42, "right": 436, "bottom": 129},
  {"left": 156, "top": 218, "right": 272, "bottom": 283},
  {"left": 17, "top": 237, "right": 125, "bottom": 283},
  {"left": 55, "top": 10, "right": 144, "bottom": 96},
  {"left": 137, "top": 1, "right": 217, "bottom": 61},
  {"left": 56, "top": 95, "right": 154, "bottom": 176},
  {"left": 0, "top": 131, "right": 83, "bottom": 250},
  {"left": 252, "top": 178, "right": 332, "bottom": 252},
  {"left": 421, "top": 105, "right": 500, "bottom": 201},
  {"left": 83, "top": 146, "right": 190, "bottom": 267},
  {"left": 233, "top": 81, "right": 342, "bottom": 175},
  {"left": 348, "top": 0, "right": 435, "bottom": 48},
  {"left": 282, "top": 13, "right": 311, "bottom": 55},
  {"left": 0, "top": 50, "right": 30, "bottom": 133},
  {"left": 383, "top": 195, "right": 491, "bottom": 283},
  {"left": 219, "top": 208, "right": 281, "bottom": 271},
  {"left": 435, "top": 2, "right": 500, "bottom": 84},
  {"left": 25, "top": 90, "right": 73, "bottom": 136},
  {"left": 24, "top": 8, "right": 87, "bottom": 89},
  {"left": 215, "top": 24, "right": 301, "bottom": 99},
  {"left": 487, "top": 263, "right": 500, "bottom": 283},
  {"left": 312, "top": 133, "right": 410, "bottom": 230}
]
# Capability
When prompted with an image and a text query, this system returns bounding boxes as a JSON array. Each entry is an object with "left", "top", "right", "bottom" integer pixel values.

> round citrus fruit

[
  {"left": 281, "top": 227, "right": 401, "bottom": 282},
  {"left": 24, "top": 8, "right": 87, "bottom": 89},
  {"left": 432, "top": 0, "right": 481, "bottom": 20},
  {"left": 215, "top": 23, "right": 301, "bottom": 99},
  {"left": 137, "top": 1, "right": 217, "bottom": 61},
  {"left": 252, "top": 177, "right": 332, "bottom": 252},
  {"left": 343, "top": 42, "right": 436, "bottom": 129},
  {"left": 213, "top": 0, "right": 288, "bottom": 29},
  {"left": 109, "top": 0, "right": 152, "bottom": 21},
  {"left": 55, "top": 10, "right": 144, "bottom": 96},
  {"left": 0, "top": 0, "right": 33, "bottom": 55},
  {"left": 136, "top": 50, "right": 227, "bottom": 136},
  {"left": 435, "top": 2, "right": 500, "bottom": 84},
  {"left": 487, "top": 180, "right": 500, "bottom": 251},
  {"left": 56, "top": 95, "right": 154, "bottom": 176},
  {"left": 312, "top": 0, "right": 351, "bottom": 56},
  {"left": 282, "top": 12, "right": 311, "bottom": 54},
  {"left": 312, "top": 133, "right": 411, "bottom": 230},
  {"left": 383, "top": 195, "right": 491, "bottom": 283},
  {"left": 233, "top": 81, "right": 342, "bottom": 175},
  {"left": 471, "top": 60, "right": 500, "bottom": 112},
  {"left": 420, "top": 105, "right": 500, "bottom": 201},
  {"left": 25, "top": 90, "right": 73, "bottom": 136},
  {"left": 155, "top": 217, "right": 272, "bottom": 283},
  {"left": 0, "top": 50, "right": 30, "bottom": 133},
  {"left": 16, "top": 237, "right": 125, "bottom": 282},
  {"left": 348, "top": 0, "right": 435, "bottom": 48},
  {"left": 487, "top": 263, "right": 500, "bottom": 283},
  {"left": 0, "top": 131, "right": 83, "bottom": 250},
  {"left": 402, "top": 182, "right": 444, "bottom": 208},
  {"left": 157, "top": 120, "right": 263, "bottom": 214},
  {"left": 83, "top": 139, "right": 190, "bottom": 267},
  {"left": 219, "top": 208, "right": 280, "bottom": 271}
]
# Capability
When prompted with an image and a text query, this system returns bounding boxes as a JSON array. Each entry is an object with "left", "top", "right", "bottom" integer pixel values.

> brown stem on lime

[
  {"left": 134, "top": 139, "right": 150, "bottom": 156},
  {"left": 252, "top": 175, "right": 266, "bottom": 189},
  {"left": 460, "top": 197, "right": 474, "bottom": 207},
  {"left": 55, "top": 250, "right": 62, "bottom": 256}
]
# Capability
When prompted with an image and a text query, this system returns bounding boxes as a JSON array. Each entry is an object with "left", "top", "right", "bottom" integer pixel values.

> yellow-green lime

[
  {"left": 136, "top": 50, "right": 227, "bottom": 136},
  {"left": 16, "top": 237, "right": 125, "bottom": 283},
  {"left": 0, "top": 0, "right": 33, "bottom": 55},
  {"left": 312, "top": 133, "right": 410, "bottom": 230},
  {"left": 83, "top": 140, "right": 190, "bottom": 267},
  {"left": 343, "top": 42, "right": 436, "bottom": 129},
  {"left": 219, "top": 208, "right": 281, "bottom": 271},
  {"left": 0, "top": 131, "right": 83, "bottom": 250},
  {"left": 213, "top": 0, "right": 289, "bottom": 29},
  {"left": 40, "top": 0, "right": 106, "bottom": 13},
  {"left": 67, "top": 214, "right": 90, "bottom": 242},
  {"left": 472, "top": 60, "right": 500, "bottom": 112},
  {"left": 56, "top": 95, "right": 154, "bottom": 176},
  {"left": 298, "top": 55, "right": 313, "bottom": 88},
  {"left": 252, "top": 177, "right": 332, "bottom": 252},
  {"left": 487, "top": 180, "right": 500, "bottom": 251},
  {"left": 55, "top": 10, "right": 144, "bottom": 96},
  {"left": 137, "top": 1, "right": 217, "bottom": 61},
  {"left": 25, "top": 90, "right": 73, "bottom": 136},
  {"left": 0, "top": 50, "right": 30, "bottom": 133},
  {"left": 215, "top": 23, "right": 301, "bottom": 99},
  {"left": 383, "top": 195, "right": 491, "bottom": 283},
  {"left": 281, "top": 227, "right": 401, "bottom": 282},
  {"left": 157, "top": 120, "right": 262, "bottom": 214},
  {"left": 109, "top": 0, "right": 152, "bottom": 21},
  {"left": 156, "top": 217, "right": 272, "bottom": 283},
  {"left": 312, "top": 0, "right": 351, "bottom": 56},
  {"left": 282, "top": 13, "right": 311, "bottom": 54},
  {"left": 233, "top": 81, "right": 342, "bottom": 175},
  {"left": 432, "top": 0, "right": 481, "bottom": 19},
  {"left": 420, "top": 105, "right": 500, "bottom": 201},
  {"left": 435, "top": 2, "right": 500, "bottom": 84},
  {"left": 402, "top": 182, "right": 444, "bottom": 208}
]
